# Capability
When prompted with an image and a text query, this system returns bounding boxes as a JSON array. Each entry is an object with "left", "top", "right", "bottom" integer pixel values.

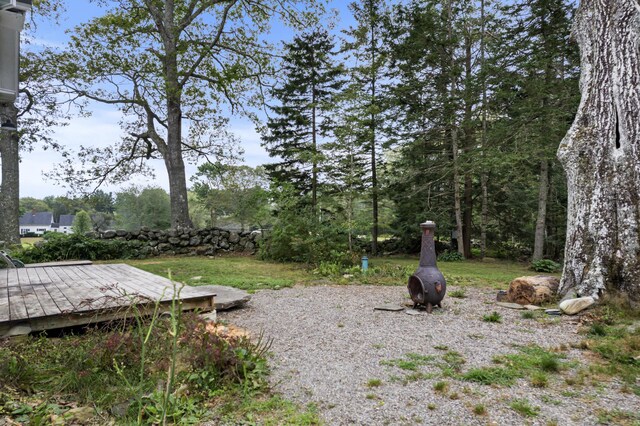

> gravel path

[{"left": 220, "top": 285, "right": 640, "bottom": 425}]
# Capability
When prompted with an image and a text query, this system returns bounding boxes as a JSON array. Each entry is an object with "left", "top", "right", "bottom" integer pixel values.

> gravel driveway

[{"left": 220, "top": 285, "right": 639, "bottom": 425}]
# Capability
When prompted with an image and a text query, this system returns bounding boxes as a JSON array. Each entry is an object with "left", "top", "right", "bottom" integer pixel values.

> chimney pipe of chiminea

[{"left": 407, "top": 221, "right": 447, "bottom": 313}]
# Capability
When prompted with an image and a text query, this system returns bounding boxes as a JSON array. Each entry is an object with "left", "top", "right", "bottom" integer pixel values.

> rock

[
  {"left": 115, "top": 229, "right": 128, "bottom": 237},
  {"left": 102, "top": 230, "right": 116, "bottom": 239},
  {"left": 111, "top": 401, "right": 131, "bottom": 418},
  {"left": 200, "top": 310, "right": 217, "bottom": 322},
  {"left": 64, "top": 407, "right": 95, "bottom": 423},
  {"left": 405, "top": 309, "right": 422, "bottom": 316},
  {"left": 195, "top": 285, "right": 251, "bottom": 310},
  {"left": 496, "top": 290, "right": 508, "bottom": 302},
  {"left": 191, "top": 276, "right": 203, "bottom": 281},
  {"left": 168, "top": 237, "right": 181, "bottom": 244},
  {"left": 229, "top": 232, "right": 240, "bottom": 243},
  {"left": 545, "top": 309, "right": 562, "bottom": 316},
  {"left": 524, "top": 304, "right": 543, "bottom": 310},
  {"left": 496, "top": 302, "right": 525, "bottom": 310},
  {"left": 559, "top": 296, "right": 595, "bottom": 315},
  {"left": 374, "top": 304, "right": 404, "bottom": 312},
  {"left": 560, "top": 289, "right": 578, "bottom": 302},
  {"left": 507, "top": 275, "right": 559, "bottom": 305}
]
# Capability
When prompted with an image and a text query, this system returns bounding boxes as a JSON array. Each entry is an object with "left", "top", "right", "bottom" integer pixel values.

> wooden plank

[
  {"left": 109, "top": 264, "right": 202, "bottom": 300},
  {"left": 67, "top": 265, "right": 150, "bottom": 308},
  {"left": 7, "top": 269, "right": 28, "bottom": 321},
  {"left": 50, "top": 266, "right": 115, "bottom": 313},
  {"left": 58, "top": 266, "right": 124, "bottom": 311},
  {"left": 32, "top": 267, "right": 75, "bottom": 313},
  {"left": 25, "top": 260, "right": 93, "bottom": 268},
  {"left": 16, "top": 269, "right": 47, "bottom": 319},
  {"left": 40, "top": 266, "right": 78, "bottom": 311},
  {"left": 0, "top": 269, "right": 9, "bottom": 322},
  {"left": 96, "top": 264, "right": 172, "bottom": 300},
  {"left": 25, "top": 268, "right": 61, "bottom": 317}
]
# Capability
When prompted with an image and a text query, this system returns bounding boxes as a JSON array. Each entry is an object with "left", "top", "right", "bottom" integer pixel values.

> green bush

[
  {"left": 438, "top": 250, "right": 464, "bottom": 262},
  {"left": 259, "top": 204, "right": 354, "bottom": 266},
  {"left": 531, "top": 259, "right": 561, "bottom": 273},
  {"left": 10, "top": 233, "right": 144, "bottom": 263}
]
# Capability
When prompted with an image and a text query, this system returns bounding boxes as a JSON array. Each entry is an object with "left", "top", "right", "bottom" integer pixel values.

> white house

[{"left": 19, "top": 212, "right": 76, "bottom": 236}]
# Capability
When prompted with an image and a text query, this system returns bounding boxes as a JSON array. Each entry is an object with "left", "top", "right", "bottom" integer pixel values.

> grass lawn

[
  {"left": 123, "top": 254, "right": 548, "bottom": 292},
  {"left": 123, "top": 255, "right": 314, "bottom": 291},
  {"left": 20, "top": 237, "right": 42, "bottom": 248}
]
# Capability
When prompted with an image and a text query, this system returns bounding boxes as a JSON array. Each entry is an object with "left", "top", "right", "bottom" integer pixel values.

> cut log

[{"left": 507, "top": 275, "right": 559, "bottom": 305}]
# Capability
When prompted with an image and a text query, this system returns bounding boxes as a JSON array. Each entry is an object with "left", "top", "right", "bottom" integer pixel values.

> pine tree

[
  {"left": 262, "top": 29, "right": 344, "bottom": 211},
  {"left": 342, "top": 0, "right": 390, "bottom": 254}
]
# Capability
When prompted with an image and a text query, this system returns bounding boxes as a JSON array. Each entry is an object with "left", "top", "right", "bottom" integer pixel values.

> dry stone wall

[{"left": 91, "top": 227, "right": 261, "bottom": 257}]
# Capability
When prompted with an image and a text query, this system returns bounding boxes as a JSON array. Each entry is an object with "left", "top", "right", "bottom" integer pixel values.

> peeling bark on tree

[
  {"left": 558, "top": 0, "right": 640, "bottom": 301},
  {"left": 0, "top": 103, "right": 20, "bottom": 246}
]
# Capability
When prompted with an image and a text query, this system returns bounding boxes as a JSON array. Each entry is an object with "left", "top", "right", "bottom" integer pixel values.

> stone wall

[{"left": 91, "top": 227, "right": 261, "bottom": 257}]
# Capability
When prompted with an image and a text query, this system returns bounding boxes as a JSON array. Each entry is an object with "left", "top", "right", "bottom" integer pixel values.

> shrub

[
  {"left": 531, "top": 259, "right": 561, "bottom": 273},
  {"left": 258, "top": 203, "right": 353, "bottom": 266},
  {"left": 438, "top": 250, "right": 464, "bottom": 262},
  {"left": 10, "top": 233, "right": 143, "bottom": 263}
]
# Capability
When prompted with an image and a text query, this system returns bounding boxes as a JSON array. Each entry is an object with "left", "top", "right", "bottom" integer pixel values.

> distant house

[
  {"left": 19, "top": 212, "right": 76, "bottom": 236},
  {"left": 58, "top": 215, "right": 75, "bottom": 234}
]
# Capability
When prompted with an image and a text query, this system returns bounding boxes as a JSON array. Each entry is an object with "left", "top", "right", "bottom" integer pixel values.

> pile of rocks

[{"left": 89, "top": 227, "right": 262, "bottom": 257}]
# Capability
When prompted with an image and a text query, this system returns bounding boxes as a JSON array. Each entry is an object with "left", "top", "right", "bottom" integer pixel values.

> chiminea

[{"left": 408, "top": 221, "right": 446, "bottom": 312}]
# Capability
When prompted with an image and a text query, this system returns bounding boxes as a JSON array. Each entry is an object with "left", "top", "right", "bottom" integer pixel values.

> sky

[{"left": 18, "top": 0, "right": 355, "bottom": 199}]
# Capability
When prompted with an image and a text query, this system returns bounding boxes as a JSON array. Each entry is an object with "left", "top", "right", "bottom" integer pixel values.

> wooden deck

[{"left": 0, "top": 264, "right": 216, "bottom": 337}]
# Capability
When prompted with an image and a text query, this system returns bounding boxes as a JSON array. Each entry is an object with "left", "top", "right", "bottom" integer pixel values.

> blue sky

[{"left": 20, "top": 0, "right": 355, "bottom": 198}]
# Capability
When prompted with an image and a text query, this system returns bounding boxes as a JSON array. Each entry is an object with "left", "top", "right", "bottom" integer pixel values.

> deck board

[
  {"left": 0, "top": 269, "right": 9, "bottom": 322},
  {"left": 0, "top": 264, "right": 216, "bottom": 336}
]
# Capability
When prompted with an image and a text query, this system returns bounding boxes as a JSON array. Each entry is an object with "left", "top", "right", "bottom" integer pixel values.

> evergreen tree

[
  {"left": 342, "top": 0, "right": 390, "bottom": 254},
  {"left": 262, "top": 29, "right": 345, "bottom": 211}
]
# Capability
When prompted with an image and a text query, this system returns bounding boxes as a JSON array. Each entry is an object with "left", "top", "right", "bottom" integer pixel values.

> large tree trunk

[
  {"left": 163, "top": 2, "right": 193, "bottom": 230},
  {"left": 557, "top": 0, "right": 640, "bottom": 300},
  {"left": 0, "top": 103, "right": 20, "bottom": 246},
  {"left": 532, "top": 160, "right": 549, "bottom": 261}
]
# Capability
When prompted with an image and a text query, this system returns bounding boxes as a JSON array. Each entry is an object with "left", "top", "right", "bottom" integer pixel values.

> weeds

[
  {"left": 0, "top": 280, "right": 303, "bottom": 425},
  {"left": 448, "top": 289, "right": 466, "bottom": 298},
  {"left": 482, "top": 311, "right": 502, "bottom": 323},
  {"left": 473, "top": 404, "right": 486, "bottom": 415},
  {"left": 510, "top": 398, "right": 539, "bottom": 417},
  {"left": 366, "top": 379, "right": 383, "bottom": 388}
]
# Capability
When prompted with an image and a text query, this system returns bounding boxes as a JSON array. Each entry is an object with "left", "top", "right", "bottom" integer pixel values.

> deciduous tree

[{"left": 558, "top": 0, "right": 640, "bottom": 301}]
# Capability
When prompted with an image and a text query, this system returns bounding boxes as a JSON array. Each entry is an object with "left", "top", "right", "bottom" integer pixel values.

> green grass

[
  {"left": 123, "top": 255, "right": 541, "bottom": 291},
  {"left": 366, "top": 378, "right": 383, "bottom": 388},
  {"left": 462, "top": 345, "right": 568, "bottom": 387},
  {"left": 380, "top": 353, "right": 436, "bottom": 371},
  {"left": 124, "top": 256, "right": 312, "bottom": 291},
  {"left": 482, "top": 311, "right": 502, "bottom": 323},
  {"left": 433, "top": 381, "right": 448, "bottom": 392},
  {"left": 20, "top": 237, "right": 42, "bottom": 248},
  {"left": 509, "top": 398, "right": 539, "bottom": 417},
  {"left": 373, "top": 256, "right": 542, "bottom": 288},
  {"left": 448, "top": 289, "right": 466, "bottom": 298},
  {"left": 473, "top": 404, "right": 486, "bottom": 415}
]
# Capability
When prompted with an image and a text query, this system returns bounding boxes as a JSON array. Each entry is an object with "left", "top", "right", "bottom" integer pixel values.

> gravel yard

[{"left": 220, "top": 285, "right": 639, "bottom": 425}]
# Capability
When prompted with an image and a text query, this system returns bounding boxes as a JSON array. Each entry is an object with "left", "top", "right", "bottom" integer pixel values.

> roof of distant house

[
  {"left": 19, "top": 212, "right": 53, "bottom": 226},
  {"left": 58, "top": 214, "right": 75, "bottom": 227}
]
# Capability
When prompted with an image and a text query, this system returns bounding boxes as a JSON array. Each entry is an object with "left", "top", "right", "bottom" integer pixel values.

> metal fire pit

[{"left": 407, "top": 221, "right": 446, "bottom": 312}]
